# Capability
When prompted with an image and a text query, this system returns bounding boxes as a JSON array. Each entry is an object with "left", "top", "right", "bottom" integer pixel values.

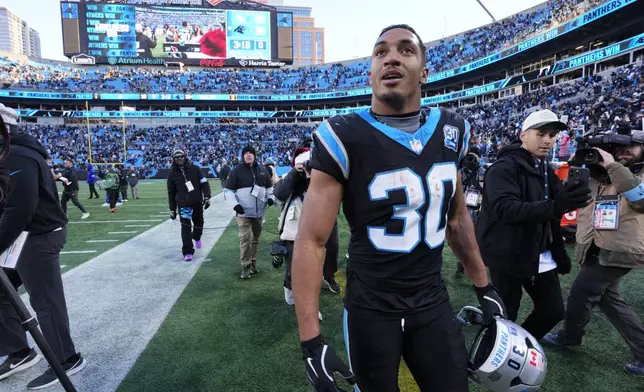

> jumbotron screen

[{"left": 60, "top": 0, "right": 293, "bottom": 68}]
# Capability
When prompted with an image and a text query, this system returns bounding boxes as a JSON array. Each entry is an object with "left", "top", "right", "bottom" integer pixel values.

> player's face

[
  {"left": 369, "top": 29, "right": 428, "bottom": 113},
  {"left": 521, "top": 128, "right": 558, "bottom": 158}
]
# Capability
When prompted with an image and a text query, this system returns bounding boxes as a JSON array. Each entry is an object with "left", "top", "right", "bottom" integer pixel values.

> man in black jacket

[
  {"left": 224, "top": 145, "right": 275, "bottom": 279},
  {"left": 0, "top": 105, "right": 85, "bottom": 390},
  {"left": 476, "top": 109, "right": 591, "bottom": 340},
  {"left": 167, "top": 149, "right": 211, "bottom": 262},
  {"left": 55, "top": 158, "right": 89, "bottom": 220}
]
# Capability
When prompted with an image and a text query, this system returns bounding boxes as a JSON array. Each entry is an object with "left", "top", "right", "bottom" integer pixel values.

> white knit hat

[{"left": 0, "top": 103, "right": 18, "bottom": 126}]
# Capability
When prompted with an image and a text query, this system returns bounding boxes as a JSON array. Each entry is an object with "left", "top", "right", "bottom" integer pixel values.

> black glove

[
  {"left": 267, "top": 198, "right": 274, "bottom": 207},
  {"left": 170, "top": 210, "right": 177, "bottom": 220},
  {"left": 473, "top": 284, "right": 507, "bottom": 323},
  {"left": 553, "top": 182, "right": 592, "bottom": 217},
  {"left": 301, "top": 335, "right": 356, "bottom": 392},
  {"left": 556, "top": 253, "right": 572, "bottom": 275},
  {"left": 234, "top": 204, "right": 245, "bottom": 215},
  {"left": 203, "top": 198, "right": 211, "bottom": 210}
]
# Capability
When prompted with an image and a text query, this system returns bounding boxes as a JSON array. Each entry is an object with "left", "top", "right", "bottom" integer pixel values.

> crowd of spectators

[
  {"left": 0, "top": 0, "right": 604, "bottom": 95},
  {"left": 18, "top": 61, "right": 642, "bottom": 175}
]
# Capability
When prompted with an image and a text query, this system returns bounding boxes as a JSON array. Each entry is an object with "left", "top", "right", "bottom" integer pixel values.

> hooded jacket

[
  {"left": 167, "top": 159, "right": 211, "bottom": 211},
  {"left": 476, "top": 142, "right": 569, "bottom": 278},
  {"left": 0, "top": 133, "right": 68, "bottom": 253},
  {"left": 575, "top": 161, "right": 644, "bottom": 269},
  {"left": 224, "top": 146, "right": 274, "bottom": 218},
  {"left": 87, "top": 164, "right": 97, "bottom": 185},
  {"left": 274, "top": 168, "right": 308, "bottom": 241}
]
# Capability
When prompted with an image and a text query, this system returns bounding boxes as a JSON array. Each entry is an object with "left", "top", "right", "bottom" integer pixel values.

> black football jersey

[{"left": 309, "top": 107, "right": 471, "bottom": 315}]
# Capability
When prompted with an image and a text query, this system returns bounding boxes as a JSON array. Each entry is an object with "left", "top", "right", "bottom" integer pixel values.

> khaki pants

[{"left": 237, "top": 217, "right": 263, "bottom": 268}]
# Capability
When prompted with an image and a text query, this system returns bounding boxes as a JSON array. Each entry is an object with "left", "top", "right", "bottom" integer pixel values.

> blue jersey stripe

[{"left": 315, "top": 120, "right": 349, "bottom": 180}]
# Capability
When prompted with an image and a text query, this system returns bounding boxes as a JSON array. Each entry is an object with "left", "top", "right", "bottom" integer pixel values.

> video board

[{"left": 60, "top": 0, "right": 293, "bottom": 67}]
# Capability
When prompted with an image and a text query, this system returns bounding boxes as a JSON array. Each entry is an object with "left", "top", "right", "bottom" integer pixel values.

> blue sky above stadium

[{"left": 6, "top": 0, "right": 544, "bottom": 63}]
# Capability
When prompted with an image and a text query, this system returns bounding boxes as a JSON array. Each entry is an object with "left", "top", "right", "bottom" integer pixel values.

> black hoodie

[
  {"left": 0, "top": 133, "right": 68, "bottom": 253},
  {"left": 475, "top": 141, "right": 569, "bottom": 277},
  {"left": 167, "top": 159, "right": 212, "bottom": 211}
]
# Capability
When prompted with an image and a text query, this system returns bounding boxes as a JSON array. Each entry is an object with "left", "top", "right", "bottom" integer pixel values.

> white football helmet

[{"left": 457, "top": 306, "right": 547, "bottom": 392}]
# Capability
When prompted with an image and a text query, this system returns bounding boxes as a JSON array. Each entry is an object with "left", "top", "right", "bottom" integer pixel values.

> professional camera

[{"left": 571, "top": 123, "right": 644, "bottom": 166}]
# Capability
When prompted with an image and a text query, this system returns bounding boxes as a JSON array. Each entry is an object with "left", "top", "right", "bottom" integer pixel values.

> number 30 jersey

[{"left": 309, "top": 107, "right": 470, "bottom": 315}]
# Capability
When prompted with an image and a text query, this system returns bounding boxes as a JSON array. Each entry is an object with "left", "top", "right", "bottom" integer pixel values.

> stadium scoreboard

[{"left": 60, "top": 0, "right": 293, "bottom": 68}]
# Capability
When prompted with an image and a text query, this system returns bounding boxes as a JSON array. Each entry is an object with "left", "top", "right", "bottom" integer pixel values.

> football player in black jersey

[{"left": 292, "top": 25, "right": 507, "bottom": 392}]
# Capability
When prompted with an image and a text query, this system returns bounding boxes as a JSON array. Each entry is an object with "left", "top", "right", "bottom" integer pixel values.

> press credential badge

[{"left": 593, "top": 195, "right": 620, "bottom": 230}]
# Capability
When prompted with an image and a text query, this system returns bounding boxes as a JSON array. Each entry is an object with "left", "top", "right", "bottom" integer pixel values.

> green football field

[{"left": 54, "top": 181, "right": 644, "bottom": 392}]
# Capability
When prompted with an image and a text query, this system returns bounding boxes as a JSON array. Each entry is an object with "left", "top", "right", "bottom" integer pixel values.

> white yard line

[
  {"left": 86, "top": 240, "right": 120, "bottom": 243},
  {"left": 125, "top": 224, "right": 151, "bottom": 228},
  {"left": 108, "top": 231, "right": 138, "bottom": 234},
  {"left": 69, "top": 219, "right": 162, "bottom": 224},
  {"left": 2, "top": 192, "right": 234, "bottom": 392},
  {"left": 60, "top": 250, "right": 97, "bottom": 255}
]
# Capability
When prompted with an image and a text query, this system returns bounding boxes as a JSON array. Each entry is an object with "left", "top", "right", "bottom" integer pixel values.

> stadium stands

[
  {"left": 0, "top": 0, "right": 603, "bottom": 94},
  {"left": 25, "top": 62, "right": 643, "bottom": 174}
]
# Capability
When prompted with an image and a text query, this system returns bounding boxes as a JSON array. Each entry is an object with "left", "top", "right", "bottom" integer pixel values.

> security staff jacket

[{"left": 167, "top": 160, "right": 211, "bottom": 210}]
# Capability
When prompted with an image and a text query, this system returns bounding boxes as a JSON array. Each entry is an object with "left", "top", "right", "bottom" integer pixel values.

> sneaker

[
  {"left": 81, "top": 212, "right": 90, "bottom": 220},
  {"left": 123, "top": 199, "right": 129, "bottom": 202},
  {"left": 0, "top": 349, "right": 42, "bottom": 381},
  {"left": 542, "top": 331, "right": 583, "bottom": 347},
  {"left": 323, "top": 278, "right": 342, "bottom": 294},
  {"left": 27, "top": 353, "right": 86, "bottom": 390},
  {"left": 625, "top": 361, "right": 644, "bottom": 376},
  {"left": 250, "top": 263, "right": 258, "bottom": 275},
  {"left": 184, "top": 254, "right": 193, "bottom": 262},
  {"left": 102, "top": 202, "right": 109, "bottom": 207},
  {"left": 116, "top": 202, "right": 123, "bottom": 206},
  {"left": 195, "top": 240, "right": 202, "bottom": 249},
  {"left": 284, "top": 287, "right": 294, "bottom": 305},
  {"left": 346, "top": 253, "right": 349, "bottom": 259},
  {"left": 241, "top": 266, "right": 251, "bottom": 279}
]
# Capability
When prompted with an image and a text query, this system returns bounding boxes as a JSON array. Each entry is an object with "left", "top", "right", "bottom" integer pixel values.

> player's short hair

[{"left": 376, "top": 24, "right": 427, "bottom": 65}]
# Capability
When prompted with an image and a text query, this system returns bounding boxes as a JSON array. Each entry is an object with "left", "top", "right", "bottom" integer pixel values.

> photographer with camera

[
  {"left": 274, "top": 142, "right": 340, "bottom": 310},
  {"left": 476, "top": 109, "right": 592, "bottom": 341},
  {"left": 455, "top": 144, "right": 487, "bottom": 278},
  {"left": 544, "top": 125, "right": 644, "bottom": 376}
]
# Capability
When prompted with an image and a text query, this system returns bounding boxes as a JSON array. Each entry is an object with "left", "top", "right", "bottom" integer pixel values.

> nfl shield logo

[
  {"left": 205, "top": 0, "right": 224, "bottom": 6},
  {"left": 410, "top": 139, "right": 423, "bottom": 153}
]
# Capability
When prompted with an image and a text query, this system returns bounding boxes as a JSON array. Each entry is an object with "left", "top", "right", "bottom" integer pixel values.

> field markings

[
  {"left": 69, "top": 219, "right": 162, "bottom": 224},
  {"left": 125, "top": 224, "right": 151, "bottom": 228},
  {"left": 87, "top": 239, "right": 120, "bottom": 243},
  {"left": 60, "top": 250, "right": 97, "bottom": 255},
  {"left": 1, "top": 192, "right": 234, "bottom": 392},
  {"left": 109, "top": 231, "right": 138, "bottom": 234}
]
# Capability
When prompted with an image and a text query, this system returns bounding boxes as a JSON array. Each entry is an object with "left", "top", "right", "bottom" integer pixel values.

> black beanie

[{"left": 241, "top": 145, "right": 256, "bottom": 158}]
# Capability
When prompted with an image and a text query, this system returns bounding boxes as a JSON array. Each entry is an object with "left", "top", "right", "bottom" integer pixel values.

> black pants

[
  {"left": 344, "top": 301, "right": 468, "bottom": 392},
  {"left": 489, "top": 268, "right": 565, "bottom": 340},
  {"left": 562, "top": 250, "right": 644, "bottom": 361},
  {"left": 88, "top": 183, "right": 99, "bottom": 198},
  {"left": 180, "top": 204, "right": 204, "bottom": 255},
  {"left": 107, "top": 189, "right": 119, "bottom": 209},
  {"left": 120, "top": 184, "right": 128, "bottom": 200},
  {"left": 0, "top": 227, "right": 77, "bottom": 363},
  {"left": 323, "top": 222, "right": 339, "bottom": 282},
  {"left": 283, "top": 241, "right": 295, "bottom": 290},
  {"left": 61, "top": 191, "right": 87, "bottom": 214}
]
